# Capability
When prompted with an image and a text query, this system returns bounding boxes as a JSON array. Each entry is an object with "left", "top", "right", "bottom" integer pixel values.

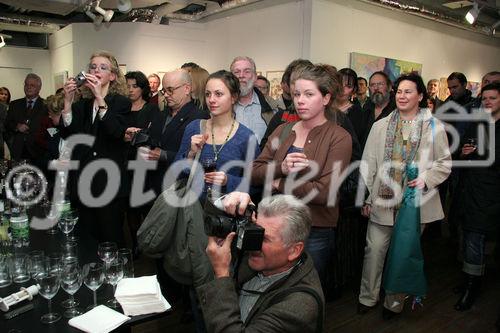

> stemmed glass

[
  {"left": 58, "top": 210, "right": 78, "bottom": 243},
  {"left": 83, "top": 262, "right": 105, "bottom": 311},
  {"left": 36, "top": 265, "right": 61, "bottom": 324},
  {"left": 201, "top": 157, "right": 217, "bottom": 197},
  {"left": 97, "top": 242, "right": 118, "bottom": 269},
  {"left": 61, "top": 241, "right": 78, "bottom": 265},
  {"left": 105, "top": 258, "right": 124, "bottom": 308},
  {"left": 60, "top": 261, "right": 83, "bottom": 318},
  {"left": 41, "top": 197, "right": 58, "bottom": 235}
]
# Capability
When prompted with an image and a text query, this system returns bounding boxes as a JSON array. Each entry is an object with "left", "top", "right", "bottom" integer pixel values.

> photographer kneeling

[{"left": 197, "top": 192, "right": 324, "bottom": 332}]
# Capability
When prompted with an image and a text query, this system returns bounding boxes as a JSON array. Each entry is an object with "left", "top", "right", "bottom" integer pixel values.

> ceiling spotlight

[
  {"left": 0, "top": 36, "right": 5, "bottom": 48},
  {"left": 86, "top": 10, "right": 104, "bottom": 25},
  {"left": 465, "top": 2, "right": 480, "bottom": 25},
  {"left": 117, "top": 0, "right": 132, "bottom": 13},
  {"left": 94, "top": 1, "right": 114, "bottom": 22}
]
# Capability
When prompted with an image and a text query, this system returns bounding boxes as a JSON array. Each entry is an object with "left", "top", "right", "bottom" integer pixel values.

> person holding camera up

[
  {"left": 197, "top": 191, "right": 324, "bottom": 332},
  {"left": 61, "top": 51, "right": 130, "bottom": 245}
]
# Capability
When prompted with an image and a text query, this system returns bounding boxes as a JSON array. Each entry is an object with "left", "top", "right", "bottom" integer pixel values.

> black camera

[
  {"left": 74, "top": 71, "right": 87, "bottom": 87},
  {"left": 131, "top": 128, "right": 152, "bottom": 147},
  {"left": 204, "top": 199, "right": 264, "bottom": 251}
]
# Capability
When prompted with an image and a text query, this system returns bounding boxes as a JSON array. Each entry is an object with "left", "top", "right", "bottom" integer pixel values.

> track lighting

[
  {"left": 117, "top": 0, "right": 132, "bottom": 13},
  {"left": 465, "top": 2, "right": 480, "bottom": 25},
  {"left": 94, "top": 0, "right": 114, "bottom": 22},
  {"left": 85, "top": 10, "right": 104, "bottom": 25}
]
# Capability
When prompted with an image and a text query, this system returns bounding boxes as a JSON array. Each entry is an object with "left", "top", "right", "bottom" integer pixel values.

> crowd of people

[{"left": 0, "top": 51, "right": 498, "bottom": 332}]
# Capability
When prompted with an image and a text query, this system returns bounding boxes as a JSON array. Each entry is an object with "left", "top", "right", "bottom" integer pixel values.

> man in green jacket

[{"left": 196, "top": 192, "right": 324, "bottom": 332}]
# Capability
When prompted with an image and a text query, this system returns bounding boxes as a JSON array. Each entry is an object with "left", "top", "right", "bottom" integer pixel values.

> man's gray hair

[
  {"left": 258, "top": 195, "right": 311, "bottom": 246},
  {"left": 178, "top": 69, "right": 192, "bottom": 86},
  {"left": 25, "top": 73, "right": 42, "bottom": 86},
  {"left": 230, "top": 56, "right": 257, "bottom": 73}
]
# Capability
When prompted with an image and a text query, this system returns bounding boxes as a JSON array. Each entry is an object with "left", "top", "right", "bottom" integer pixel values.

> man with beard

[
  {"left": 230, "top": 56, "right": 273, "bottom": 144},
  {"left": 360, "top": 71, "right": 395, "bottom": 148}
]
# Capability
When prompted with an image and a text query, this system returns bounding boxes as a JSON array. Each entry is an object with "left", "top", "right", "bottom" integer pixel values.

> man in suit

[
  {"left": 142, "top": 69, "right": 209, "bottom": 197},
  {"left": 148, "top": 73, "right": 161, "bottom": 106},
  {"left": 5, "top": 73, "right": 48, "bottom": 162}
]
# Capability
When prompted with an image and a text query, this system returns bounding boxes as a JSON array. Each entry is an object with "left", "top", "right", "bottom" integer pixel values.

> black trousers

[{"left": 76, "top": 197, "right": 127, "bottom": 247}]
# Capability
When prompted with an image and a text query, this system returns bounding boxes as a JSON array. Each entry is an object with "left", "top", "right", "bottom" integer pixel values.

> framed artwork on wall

[
  {"left": 266, "top": 71, "right": 284, "bottom": 100},
  {"left": 119, "top": 64, "right": 127, "bottom": 75},
  {"left": 438, "top": 77, "right": 450, "bottom": 101},
  {"left": 350, "top": 52, "right": 422, "bottom": 83},
  {"left": 54, "top": 71, "right": 68, "bottom": 91}
]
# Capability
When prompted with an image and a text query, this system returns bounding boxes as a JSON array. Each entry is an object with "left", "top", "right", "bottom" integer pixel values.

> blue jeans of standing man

[
  {"left": 463, "top": 230, "right": 486, "bottom": 276},
  {"left": 305, "top": 227, "right": 335, "bottom": 289}
]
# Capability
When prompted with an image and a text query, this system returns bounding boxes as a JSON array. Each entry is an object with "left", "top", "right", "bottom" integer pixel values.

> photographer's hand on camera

[
  {"left": 206, "top": 232, "right": 236, "bottom": 279},
  {"left": 63, "top": 79, "right": 77, "bottom": 113},
  {"left": 188, "top": 133, "right": 209, "bottom": 159},
  {"left": 221, "top": 192, "right": 255, "bottom": 217},
  {"left": 281, "top": 152, "right": 309, "bottom": 175}
]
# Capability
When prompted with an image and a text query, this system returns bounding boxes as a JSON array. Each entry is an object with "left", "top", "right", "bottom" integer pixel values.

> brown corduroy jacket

[{"left": 251, "top": 121, "right": 352, "bottom": 227}]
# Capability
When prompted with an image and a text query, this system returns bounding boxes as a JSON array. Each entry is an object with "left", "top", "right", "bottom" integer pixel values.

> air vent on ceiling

[{"left": 442, "top": 1, "right": 474, "bottom": 9}]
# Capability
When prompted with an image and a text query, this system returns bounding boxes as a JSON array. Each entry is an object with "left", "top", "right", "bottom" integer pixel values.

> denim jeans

[
  {"left": 305, "top": 227, "right": 335, "bottom": 288},
  {"left": 463, "top": 230, "right": 486, "bottom": 276}
]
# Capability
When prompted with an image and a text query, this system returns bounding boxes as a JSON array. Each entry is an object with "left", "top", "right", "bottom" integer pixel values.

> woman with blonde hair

[
  {"left": 189, "top": 66, "right": 209, "bottom": 110},
  {"left": 61, "top": 50, "right": 131, "bottom": 246}
]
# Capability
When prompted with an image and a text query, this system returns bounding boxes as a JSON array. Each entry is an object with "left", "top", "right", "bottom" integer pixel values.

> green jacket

[{"left": 196, "top": 253, "right": 324, "bottom": 332}]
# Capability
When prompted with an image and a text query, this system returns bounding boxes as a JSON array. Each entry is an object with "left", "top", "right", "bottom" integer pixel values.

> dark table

[{"left": 1, "top": 228, "right": 170, "bottom": 333}]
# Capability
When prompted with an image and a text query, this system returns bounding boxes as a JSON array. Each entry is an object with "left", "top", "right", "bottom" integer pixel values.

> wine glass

[
  {"left": 60, "top": 241, "right": 78, "bottom": 265},
  {"left": 105, "top": 258, "right": 124, "bottom": 308},
  {"left": 47, "top": 253, "right": 62, "bottom": 276},
  {"left": 97, "top": 242, "right": 118, "bottom": 269},
  {"left": 36, "top": 270, "right": 61, "bottom": 324},
  {"left": 117, "top": 248, "right": 134, "bottom": 278},
  {"left": 41, "top": 197, "right": 58, "bottom": 235},
  {"left": 58, "top": 211, "right": 78, "bottom": 243},
  {"left": 201, "top": 157, "right": 217, "bottom": 197},
  {"left": 60, "top": 262, "right": 83, "bottom": 318},
  {"left": 83, "top": 262, "right": 105, "bottom": 311}
]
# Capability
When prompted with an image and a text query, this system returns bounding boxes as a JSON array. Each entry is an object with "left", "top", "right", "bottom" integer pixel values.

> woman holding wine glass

[{"left": 175, "top": 70, "right": 260, "bottom": 202}]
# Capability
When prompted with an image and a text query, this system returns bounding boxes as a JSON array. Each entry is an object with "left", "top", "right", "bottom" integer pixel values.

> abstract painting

[{"left": 350, "top": 52, "right": 423, "bottom": 83}]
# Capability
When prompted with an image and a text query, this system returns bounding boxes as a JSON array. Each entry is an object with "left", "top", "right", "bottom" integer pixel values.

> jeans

[
  {"left": 305, "top": 227, "right": 335, "bottom": 288},
  {"left": 463, "top": 230, "right": 486, "bottom": 276}
]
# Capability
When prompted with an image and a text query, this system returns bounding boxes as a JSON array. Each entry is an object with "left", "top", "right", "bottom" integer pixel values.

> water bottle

[{"left": 10, "top": 207, "right": 30, "bottom": 248}]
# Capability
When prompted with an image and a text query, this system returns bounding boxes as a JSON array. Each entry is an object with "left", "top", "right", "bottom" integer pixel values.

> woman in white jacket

[{"left": 357, "top": 73, "right": 451, "bottom": 319}]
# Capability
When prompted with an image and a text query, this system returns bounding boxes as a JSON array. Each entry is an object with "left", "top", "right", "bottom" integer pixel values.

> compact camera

[
  {"left": 74, "top": 71, "right": 87, "bottom": 87},
  {"left": 131, "top": 128, "right": 153, "bottom": 148},
  {"left": 204, "top": 199, "right": 264, "bottom": 251}
]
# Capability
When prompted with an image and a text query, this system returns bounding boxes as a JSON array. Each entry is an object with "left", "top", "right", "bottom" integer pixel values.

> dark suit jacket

[
  {"left": 147, "top": 100, "right": 209, "bottom": 194},
  {"left": 59, "top": 94, "right": 131, "bottom": 199},
  {"left": 0, "top": 103, "right": 6, "bottom": 158},
  {"left": 5, "top": 97, "right": 48, "bottom": 160}
]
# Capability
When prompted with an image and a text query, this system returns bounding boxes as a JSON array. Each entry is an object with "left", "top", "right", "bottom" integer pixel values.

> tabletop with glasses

[{"left": 0, "top": 208, "right": 168, "bottom": 333}]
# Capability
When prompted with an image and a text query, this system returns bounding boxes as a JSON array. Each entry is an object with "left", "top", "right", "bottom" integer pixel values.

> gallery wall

[
  {"left": 0, "top": 0, "right": 498, "bottom": 100},
  {"left": 310, "top": 0, "right": 500, "bottom": 83}
]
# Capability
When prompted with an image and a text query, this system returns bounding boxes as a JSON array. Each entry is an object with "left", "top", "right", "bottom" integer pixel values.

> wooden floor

[{"left": 132, "top": 232, "right": 500, "bottom": 333}]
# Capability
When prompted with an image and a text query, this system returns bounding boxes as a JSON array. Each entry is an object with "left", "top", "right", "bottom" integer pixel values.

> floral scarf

[{"left": 378, "top": 110, "right": 424, "bottom": 200}]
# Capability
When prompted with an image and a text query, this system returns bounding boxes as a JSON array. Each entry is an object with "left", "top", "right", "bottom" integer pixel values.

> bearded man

[
  {"left": 230, "top": 56, "right": 273, "bottom": 144},
  {"left": 360, "top": 71, "right": 396, "bottom": 147}
]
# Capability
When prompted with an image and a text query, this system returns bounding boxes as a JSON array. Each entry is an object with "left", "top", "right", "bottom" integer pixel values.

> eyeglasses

[
  {"left": 89, "top": 64, "right": 111, "bottom": 72},
  {"left": 161, "top": 84, "right": 186, "bottom": 95},
  {"left": 369, "top": 82, "right": 386, "bottom": 88}
]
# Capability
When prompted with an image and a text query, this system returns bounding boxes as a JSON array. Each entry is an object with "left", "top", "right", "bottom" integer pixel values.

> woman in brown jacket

[{"left": 251, "top": 63, "right": 352, "bottom": 288}]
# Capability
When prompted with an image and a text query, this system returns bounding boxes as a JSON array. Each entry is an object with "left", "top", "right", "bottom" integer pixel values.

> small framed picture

[{"left": 266, "top": 71, "right": 284, "bottom": 100}]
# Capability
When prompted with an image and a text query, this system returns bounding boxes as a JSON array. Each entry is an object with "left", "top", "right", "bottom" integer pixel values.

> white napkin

[
  {"left": 120, "top": 293, "right": 171, "bottom": 316},
  {"left": 115, "top": 275, "right": 158, "bottom": 300},
  {"left": 68, "top": 305, "right": 130, "bottom": 333}
]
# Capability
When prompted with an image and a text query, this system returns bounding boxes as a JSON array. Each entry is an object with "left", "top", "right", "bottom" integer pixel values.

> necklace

[{"left": 211, "top": 118, "right": 236, "bottom": 162}]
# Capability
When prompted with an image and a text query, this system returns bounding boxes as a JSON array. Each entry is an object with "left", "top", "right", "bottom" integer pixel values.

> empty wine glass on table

[
  {"left": 60, "top": 261, "right": 83, "bottom": 318},
  {"left": 105, "top": 258, "right": 124, "bottom": 308},
  {"left": 117, "top": 248, "right": 134, "bottom": 278},
  {"left": 61, "top": 241, "right": 78, "bottom": 265},
  {"left": 58, "top": 210, "right": 78, "bottom": 243},
  {"left": 36, "top": 264, "right": 61, "bottom": 324},
  {"left": 83, "top": 262, "right": 105, "bottom": 311},
  {"left": 98, "top": 242, "right": 118, "bottom": 269}
]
